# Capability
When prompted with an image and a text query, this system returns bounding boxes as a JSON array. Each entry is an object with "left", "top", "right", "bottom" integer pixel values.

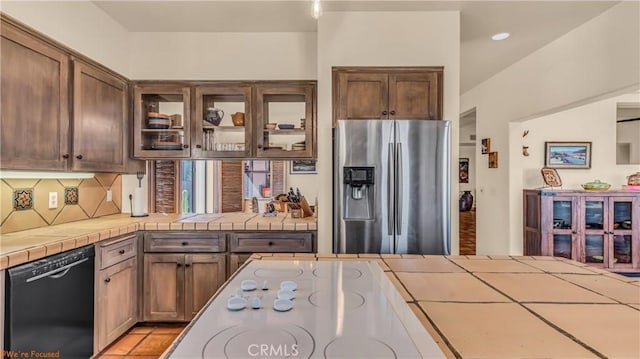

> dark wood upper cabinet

[
  {"left": 0, "top": 20, "right": 70, "bottom": 170},
  {"left": 72, "top": 60, "right": 127, "bottom": 172},
  {"left": 333, "top": 67, "right": 443, "bottom": 126}
]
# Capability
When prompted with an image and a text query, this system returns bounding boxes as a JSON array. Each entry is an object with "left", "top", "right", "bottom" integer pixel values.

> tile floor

[
  {"left": 459, "top": 210, "right": 476, "bottom": 255},
  {"left": 95, "top": 324, "right": 187, "bottom": 359}
]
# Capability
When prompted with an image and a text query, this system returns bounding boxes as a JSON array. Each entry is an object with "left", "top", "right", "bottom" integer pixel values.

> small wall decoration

[
  {"left": 488, "top": 152, "right": 498, "bottom": 168},
  {"left": 459, "top": 158, "right": 469, "bottom": 183},
  {"left": 545, "top": 141, "right": 591, "bottom": 169},
  {"left": 481, "top": 138, "right": 490, "bottom": 154},
  {"left": 290, "top": 160, "right": 317, "bottom": 174},
  {"left": 541, "top": 167, "right": 562, "bottom": 187}
]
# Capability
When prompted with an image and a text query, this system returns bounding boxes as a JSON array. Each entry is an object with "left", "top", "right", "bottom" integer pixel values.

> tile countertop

[
  {"left": 239, "top": 254, "right": 640, "bottom": 359},
  {"left": 0, "top": 212, "right": 317, "bottom": 270}
]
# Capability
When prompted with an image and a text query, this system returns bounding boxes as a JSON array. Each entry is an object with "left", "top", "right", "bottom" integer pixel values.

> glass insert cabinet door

[
  {"left": 194, "top": 86, "right": 252, "bottom": 158},
  {"left": 549, "top": 198, "right": 577, "bottom": 259},
  {"left": 133, "top": 86, "right": 191, "bottom": 158},
  {"left": 608, "top": 197, "right": 636, "bottom": 268},
  {"left": 582, "top": 198, "right": 607, "bottom": 266}
]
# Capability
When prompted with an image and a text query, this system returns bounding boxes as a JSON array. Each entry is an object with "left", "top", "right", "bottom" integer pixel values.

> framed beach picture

[
  {"left": 290, "top": 160, "right": 317, "bottom": 174},
  {"left": 545, "top": 142, "right": 592, "bottom": 169}
]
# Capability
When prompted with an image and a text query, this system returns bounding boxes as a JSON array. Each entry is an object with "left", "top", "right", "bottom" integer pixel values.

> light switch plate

[
  {"left": 48, "top": 192, "right": 58, "bottom": 209},
  {"left": 106, "top": 189, "right": 113, "bottom": 202}
]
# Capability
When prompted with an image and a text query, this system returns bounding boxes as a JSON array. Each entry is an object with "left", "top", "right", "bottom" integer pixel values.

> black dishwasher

[{"left": 4, "top": 245, "right": 95, "bottom": 358}]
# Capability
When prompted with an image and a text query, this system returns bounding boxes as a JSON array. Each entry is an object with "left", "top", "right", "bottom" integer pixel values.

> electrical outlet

[
  {"left": 48, "top": 192, "right": 58, "bottom": 209},
  {"left": 106, "top": 190, "right": 113, "bottom": 202}
]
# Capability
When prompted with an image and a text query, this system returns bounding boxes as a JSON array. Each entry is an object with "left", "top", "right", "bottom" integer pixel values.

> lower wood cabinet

[
  {"left": 143, "top": 253, "right": 225, "bottom": 322},
  {"left": 228, "top": 232, "right": 314, "bottom": 253},
  {"left": 95, "top": 234, "right": 139, "bottom": 353},
  {"left": 228, "top": 253, "right": 252, "bottom": 277}
]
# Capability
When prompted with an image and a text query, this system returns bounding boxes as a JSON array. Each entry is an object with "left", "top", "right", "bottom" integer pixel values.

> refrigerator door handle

[
  {"left": 387, "top": 142, "right": 394, "bottom": 236},
  {"left": 395, "top": 142, "right": 403, "bottom": 237}
]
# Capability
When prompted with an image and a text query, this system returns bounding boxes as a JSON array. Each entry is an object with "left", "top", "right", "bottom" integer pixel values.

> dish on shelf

[
  {"left": 265, "top": 123, "right": 277, "bottom": 130},
  {"left": 581, "top": 180, "right": 611, "bottom": 191},
  {"left": 151, "top": 141, "right": 182, "bottom": 150},
  {"left": 277, "top": 124, "right": 295, "bottom": 130}
]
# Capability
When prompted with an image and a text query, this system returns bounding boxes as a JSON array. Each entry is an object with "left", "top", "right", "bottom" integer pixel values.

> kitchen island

[{"left": 163, "top": 254, "right": 640, "bottom": 358}]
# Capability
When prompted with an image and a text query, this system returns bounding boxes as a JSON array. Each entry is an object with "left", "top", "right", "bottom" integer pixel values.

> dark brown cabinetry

[
  {"left": 72, "top": 60, "right": 127, "bottom": 172},
  {"left": 134, "top": 81, "right": 316, "bottom": 160},
  {"left": 142, "top": 232, "right": 226, "bottom": 322},
  {"left": 194, "top": 85, "right": 253, "bottom": 158},
  {"left": 229, "top": 231, "right": 314, "bottom": 253},
  {"left": 524, "top": 189, "right": 640, "bottom": 271},
  {"left": 333, "top": 67, "right": 442, "bottom": 126},
  {"left": 133, "top": 85, "right": 191, "bottom": 158},
  {"left": 95, "top": 234, "right": 139, "bottom": 352},
  {"left": 1, "top": 19, "right": 70, "bottom": 170}
]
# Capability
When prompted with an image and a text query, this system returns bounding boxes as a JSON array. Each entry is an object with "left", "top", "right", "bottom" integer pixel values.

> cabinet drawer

[
  {"left": 144, "top": 232, "right": 225, "bottom": 253},
  {"left": 229, "top": 232, "right": 313, "bottom": 253},
  {"left": 98, "top": 234, "right": 137, "bottom": 270}
]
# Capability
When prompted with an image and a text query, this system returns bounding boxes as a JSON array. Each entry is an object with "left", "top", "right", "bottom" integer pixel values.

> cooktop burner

[
  {"left": 324, "top": 336, "right": 397, "bottom": 358},
  {"left": 202, "top": 324, "right": 315, "bottom": 359},
  {"left": 308, "top": 290, "right": 365, "bottom": 310},
  {"left": 312, "top": 267, "right": 363, "bottom": 280},
  {"left": 253, "top": 267, "right": 304, "bottom": 278}
]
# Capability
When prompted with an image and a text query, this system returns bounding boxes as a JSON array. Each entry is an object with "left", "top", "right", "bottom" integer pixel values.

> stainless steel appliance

[
  {"left": 334, "top": 119, "right": 451, "bottom": 254},
  {"left": 4, "top": 245, "right": 95, "bottom": 358}
]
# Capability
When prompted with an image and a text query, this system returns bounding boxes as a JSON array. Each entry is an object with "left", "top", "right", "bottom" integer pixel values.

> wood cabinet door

[
  {"left": 97, "top": 257, "right": 138, "bottom": 352},
  {"left": 0, "top": 22, "right": 70, "bottom": 170},
  {"left": 335, "top": 72, "right": 388, "bottom": 123},
  {"left": 228, "top": 253, "right": 252, "bottom": 277},
  {"left": 185, "top": 254, "right": 226, "bottom": 320},
  {"left": 389, "top": 71, "right": 442, "bottom": 120},
  {"left": 72, "top": 61, "right": 127, "bottom": 172},
  {"left": 143, "top": 254, "right": 185, "bottom": 321}
]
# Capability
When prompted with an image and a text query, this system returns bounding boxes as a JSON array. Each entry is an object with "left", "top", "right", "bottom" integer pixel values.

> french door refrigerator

[{"left": 334, "top": 119, "right": 451, "bottom": 254}]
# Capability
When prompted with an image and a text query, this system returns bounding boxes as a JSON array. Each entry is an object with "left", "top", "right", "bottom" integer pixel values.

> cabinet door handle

[
  {"left": 104, "top": 278, "right": 111, "bottom": 283},
  {"left": 196, "top": 144, "right": 202, "bottom": 148},
  {"left": 258, "top": 144, "right": 263, "bottom": 149},
  {"left": 185, "top": 264, "right": 191, "bottom": 268},
  {"left": 76, "top": 155, "right": 83, "bottom": 160},
  {"left": 118, "top": 249, "right": 125, "bottom": 254},
  {"left": 177, "top": 263, "right": 182, "bottom": 267},
  {"left": 382, "top": 110, "right": 388, "bottom": 116},
  {"left": 182, "top": 241, "right": 188, "bottom": 246},
  {"left": 62, "top": 154, "right": 70, "bottom": 159},
  {"left": 268, "top": 241, "right": 274, "bottom": 246},
  {"left": 390, "top": 110, "right": 396, "bottom": 115},
  {"left": 183, "top": 144, "right": 189, "bottom": 149},
  {"left": 572, "top": 230, "right": 577, "bottom": 234}
]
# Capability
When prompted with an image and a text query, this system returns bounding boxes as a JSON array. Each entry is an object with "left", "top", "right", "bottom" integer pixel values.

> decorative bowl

[
  {"left": 278, "top": 124, "right": 295, "bottom": 130},
  {"left": 265, "top": 123, "right": 277, "bottom": 130},
  {"left": 627, "top": 172, "right": 640, "bottom": 186},
  {"left": 581, "top": 180, "right": 611, "bottom": 191}
]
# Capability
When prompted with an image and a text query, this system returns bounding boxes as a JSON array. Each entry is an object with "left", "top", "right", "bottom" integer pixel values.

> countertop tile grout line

[
  {"left": 466, "top": 270, "right": 608, "bottom": 359},
  {"left": 547, "top": 272, "right": 638, "bottom": 306}
]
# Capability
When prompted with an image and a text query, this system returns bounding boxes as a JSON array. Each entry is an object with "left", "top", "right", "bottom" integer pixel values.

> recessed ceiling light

[{"left": 491, "top": 32, "right": 510, "bottom": 41}]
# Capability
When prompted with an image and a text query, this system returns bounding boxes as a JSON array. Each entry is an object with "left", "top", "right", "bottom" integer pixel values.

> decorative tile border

[
  {"left": 13, "top": 188, "right": 33, "bottom": 211},
  {"left": 64, "top": 186, "right": 79, "bottom": 205}
]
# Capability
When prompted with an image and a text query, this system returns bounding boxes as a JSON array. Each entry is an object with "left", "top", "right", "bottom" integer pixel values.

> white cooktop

[{"left": 167, "top": 260, "right": 444, "bottom": 358}]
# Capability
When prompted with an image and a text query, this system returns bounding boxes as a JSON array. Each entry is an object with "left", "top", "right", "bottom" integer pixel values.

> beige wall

[
  {"left": 317, "top": 11, "right": 461, "bottom": 253},
  {"left": 1, "top": 0, "right": 130, "bottom": 76},
  {"left": 461, "top": 1, "right": 640, "bottom": 255},
  {"left": 128, "top": 32, "right": 316, "bottom": 80},
  {"left": 0, "top": 174, "right": 123, "bottom": 234}
]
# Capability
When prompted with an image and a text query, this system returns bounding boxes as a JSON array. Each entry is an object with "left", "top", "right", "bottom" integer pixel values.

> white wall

[
  {"left": 128, "top": 32, "right": 316, "bottom": 80},
  {"left": 461, "top": 1, "right": 640, "bottom": 255},
  {"left": 1, "top": 1, "right": 130, "bottom": 76},
  {"left": 317, "top": 11, "right": 461, "bottom": 253},
  {"left": 518, "top": 93, "right": 640, "bottom": 189}
]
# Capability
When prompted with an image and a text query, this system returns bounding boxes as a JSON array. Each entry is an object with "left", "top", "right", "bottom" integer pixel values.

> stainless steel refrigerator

[{"left": 333, "top": 119, "right": 451, "bottom": 254}]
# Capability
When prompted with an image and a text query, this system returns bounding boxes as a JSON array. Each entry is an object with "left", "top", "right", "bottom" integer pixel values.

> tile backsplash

[{"left": 0, "top": 173, "right": 122, "bottom": 234}]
